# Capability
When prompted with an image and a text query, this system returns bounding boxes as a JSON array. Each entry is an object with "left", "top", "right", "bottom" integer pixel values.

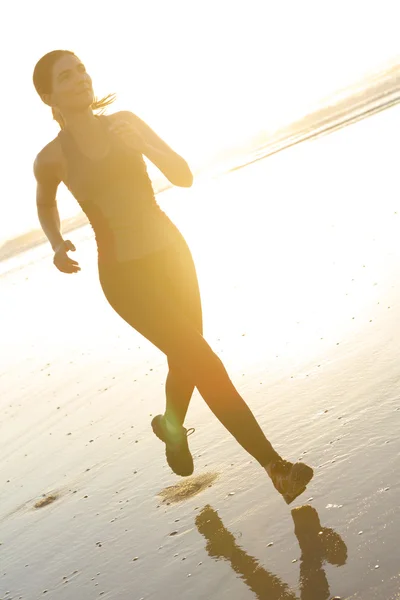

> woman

[{"left": 33, "top": 50, "right": 313, "bottom": 504}]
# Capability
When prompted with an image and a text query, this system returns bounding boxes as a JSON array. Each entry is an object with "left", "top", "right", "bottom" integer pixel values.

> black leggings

[{"left": 98, "top": 235, "right": 279, "bottom": 467}]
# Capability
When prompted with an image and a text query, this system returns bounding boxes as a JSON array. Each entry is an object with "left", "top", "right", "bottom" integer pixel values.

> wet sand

[{"left": 1, "top": 105, "right": 400, "bottom": 599}]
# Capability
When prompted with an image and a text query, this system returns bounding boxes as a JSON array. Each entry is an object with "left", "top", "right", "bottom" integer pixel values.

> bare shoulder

[
  {"left": 107, "top": 110, "right": 136, "bottom": 120},
  {"left": 106, "top": 110, "right": 143, "bottom": 127},
  {"left": 106, "top": 110, "right": 178, "bottom": 157},
  {"left": 34, "top": 138, "right": 63, "bottom": 183},
  {"left": 105, "top": 110, "right": 165, "bottom": 141}
]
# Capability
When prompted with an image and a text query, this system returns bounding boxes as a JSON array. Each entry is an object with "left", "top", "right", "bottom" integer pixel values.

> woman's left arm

[{"left": 113, "top": 111, "right": 193, "bottom": 188}]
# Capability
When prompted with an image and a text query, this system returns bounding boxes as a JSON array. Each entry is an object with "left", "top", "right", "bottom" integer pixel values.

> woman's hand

[
  {"left": 108, "top": 111, "right": 193, "bottom": 186},
  {"left": 109, "top": 119, "right": 148, "bottom": 154},
  {"left": 53, "top": 240, "right": 81, "bottom": 274}
]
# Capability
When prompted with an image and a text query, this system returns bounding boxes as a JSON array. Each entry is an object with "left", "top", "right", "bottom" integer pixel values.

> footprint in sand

[
  {"left": 158, "top": 472, "right": 219, "bottom": 505},
  {"left": 34, "top": 493, "right": 60, "bottom": 509}
]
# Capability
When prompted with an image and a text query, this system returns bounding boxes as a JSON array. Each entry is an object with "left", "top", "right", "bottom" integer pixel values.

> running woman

[{"left": 32, "top": 50, "right": 313, "bottom": 504}]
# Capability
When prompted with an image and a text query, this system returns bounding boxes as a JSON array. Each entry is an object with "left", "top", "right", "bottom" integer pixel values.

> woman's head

[{"left": 33, "top": 50, "right": 115, "bottom": 128}]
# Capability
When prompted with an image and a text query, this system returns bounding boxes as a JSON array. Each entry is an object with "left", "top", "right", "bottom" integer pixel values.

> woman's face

[{"left": 48, "top": 53, "right": 94, "bottom": 113}]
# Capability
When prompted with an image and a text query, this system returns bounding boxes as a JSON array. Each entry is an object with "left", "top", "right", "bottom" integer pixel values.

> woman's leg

[
  {"left": 163, "top": 241, "right": 203, "bottom": 429},
  {"left": 165, "top": 361, "right": 196, "bottom": 427}
]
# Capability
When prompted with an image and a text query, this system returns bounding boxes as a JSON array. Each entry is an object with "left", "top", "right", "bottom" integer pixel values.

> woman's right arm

[{"left": 34, "top": 152, "right": 80, "bottom": 273}]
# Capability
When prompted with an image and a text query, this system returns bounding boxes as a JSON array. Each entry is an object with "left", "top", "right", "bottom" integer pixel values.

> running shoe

[
  {"left": 151, "top": 414, "right": 195, "bottom": 477},
  {"left": 268, "top": 459, "right": 314, "bottom": 504}
]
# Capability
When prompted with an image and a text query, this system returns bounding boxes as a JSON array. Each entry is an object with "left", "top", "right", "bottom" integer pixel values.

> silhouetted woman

[{"left": 32, "top": 50, "right": 313, "bottom": 504}]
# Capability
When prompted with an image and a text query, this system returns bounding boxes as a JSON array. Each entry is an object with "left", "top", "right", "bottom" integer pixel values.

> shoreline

[{"left": 226, "top": 89, "right": 400, "bottom": 175}]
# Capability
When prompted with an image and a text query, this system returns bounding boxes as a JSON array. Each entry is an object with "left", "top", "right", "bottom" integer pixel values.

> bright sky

[{"left": 1, "top": 0, "right": 399, "bottom": 242}]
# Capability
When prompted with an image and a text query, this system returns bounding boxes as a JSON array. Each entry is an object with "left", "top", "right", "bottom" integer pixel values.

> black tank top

[{"left": 58, "top": 115, "right": 181, "bottom": 263}]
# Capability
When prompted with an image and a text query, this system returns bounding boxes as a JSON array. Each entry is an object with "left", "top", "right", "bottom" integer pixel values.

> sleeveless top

[{"left": 58, "top": 115, "right": 182, "bottom": 263}]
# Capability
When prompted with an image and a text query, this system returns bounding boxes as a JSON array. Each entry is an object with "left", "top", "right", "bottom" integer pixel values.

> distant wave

[
  {"left": 0, "top": 212, "right": 89, "bottom": 264},
  {"left": 224, "top": 73, "right": 400, "bottom": 175}
]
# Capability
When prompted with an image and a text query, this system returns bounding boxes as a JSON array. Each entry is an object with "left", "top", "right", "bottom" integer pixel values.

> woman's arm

[
  {"left": 34, "top": 156, "right": 64, "bottom": 252},
  {"left": 112, "top": 111, "right": 194, "bottom": 187},
  {"left": 34, "top": 152, "right": 80, "bottom": 273}
]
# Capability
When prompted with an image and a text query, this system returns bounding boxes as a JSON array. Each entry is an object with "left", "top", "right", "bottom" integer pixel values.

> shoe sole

[{"left": 283, "top": 463, "right": 314, "bottom": 505}]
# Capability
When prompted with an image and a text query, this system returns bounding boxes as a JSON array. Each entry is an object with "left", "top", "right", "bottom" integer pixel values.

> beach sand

[{"left": 1, "top": 104, "right": 400, "bottom": 599}]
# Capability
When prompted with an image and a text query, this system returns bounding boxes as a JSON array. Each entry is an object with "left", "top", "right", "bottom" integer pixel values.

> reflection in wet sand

[
  {"left": 196, "top": 504, "right": 347, "bottom": 600},
  {"left": 196, "top": 505, "right": 296, "bottom": 600},
  {"left": 292, "top": 505, "right": 347, "bottom": 600}
]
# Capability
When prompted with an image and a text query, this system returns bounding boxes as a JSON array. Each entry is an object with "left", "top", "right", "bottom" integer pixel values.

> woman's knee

[{"left": 168, "top": 339, "right": 225, "bottom": 380}]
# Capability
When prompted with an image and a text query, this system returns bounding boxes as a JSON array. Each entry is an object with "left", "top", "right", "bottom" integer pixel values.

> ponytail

[
  {"left": 52, "top": 93, "right": 116, "bottom": 129},
  {"left": 92, "top": 93, "right": 116, "bottom": 112}
]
